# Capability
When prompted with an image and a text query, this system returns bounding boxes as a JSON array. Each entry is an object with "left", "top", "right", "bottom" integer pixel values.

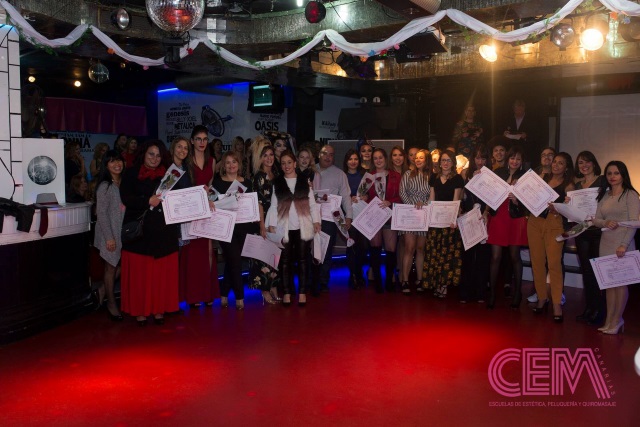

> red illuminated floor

[{"left": 1, "top": 267, "right": 639, "bottom": 427}]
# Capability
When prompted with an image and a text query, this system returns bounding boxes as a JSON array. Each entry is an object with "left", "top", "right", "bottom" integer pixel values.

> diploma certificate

[
  {"left": 352, "top": 198, "right": 368, "bottom": 219},
  {"left": 428, "top": 201, "right": 461, "bottom": 228},
  {"left": 464, "top": 166, "right": 511, "bottom": 211},
  {"left": 241, "top": 234, "right": 281, "bottom": 270},
  {"left": 313, "top": 231, "right": 331, "bottom": 264},
  {"left": 551, "top": 203, "right": 588, "bottom": 223},
  {"left": 180, "top": 222, "right": 199, "bottom": 241},
  {"left": 319, "top": 194, "right": 342, "bottom": 222},
  {"left": 352, "top": 196, "right": 392, "bottom": 240},
  {"left": 511, "top": 169, "right": 559, "bottom": 217},
  {"left": 457, "top": 206, "right": 488, "bottom": 250},
  {"left": 391, "top": 204, "right": 429, "bottom": 232},
  {"left": 567, "top": 187, "right": 599, "bottom": 219},
  {"left": 189, "top": 209, "right": 236, "bottom": 242},
  {"left": 590, "top": 251, "right": 640, "bottom": 290},
  {"left": 162, "top": 187, "right": 211, "bottom": 225},
  {"left": 235, "top": 193, "right": 260, "bottom": 223}
]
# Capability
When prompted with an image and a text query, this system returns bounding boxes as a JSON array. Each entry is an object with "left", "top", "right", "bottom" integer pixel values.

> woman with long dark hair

[
  {"left": 359, "top": 141, "right": 374, "bottom": 173},
  {"left": 486, "top": 146, "right": 528, "bottom": 309},
  {"left": 528, "top": 152, "right": 575, "bottom": 323},
  {"left": 93, "top": 150, "right": 126, "bottom": 321},
  {"left": 343, "top": 148, "right": 367, "bottom": 289},
  {"left": 120, "top": 140, "right": 179, "bottom": 326},
  {"left": 573, "top": 151, "right": 606, "bottom": 324},
  {"left": 592, "top": 161, "right": 639, "bottom": 334},
  {"left": 267, "top": 150, "right": 321, "bottom": 306}
]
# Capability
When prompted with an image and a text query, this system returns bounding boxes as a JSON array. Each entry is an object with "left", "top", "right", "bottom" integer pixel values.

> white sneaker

[
  {"left": 561, "top": 293, "right": 566, "bottom": 306},
  {"left": 527, "top": 293, "right": 538, "bottom": 303}
]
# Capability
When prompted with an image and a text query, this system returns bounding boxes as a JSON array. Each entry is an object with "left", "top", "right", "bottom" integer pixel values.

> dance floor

[{"left": 0, "top": 265, "right": 638, "bottom": 427}]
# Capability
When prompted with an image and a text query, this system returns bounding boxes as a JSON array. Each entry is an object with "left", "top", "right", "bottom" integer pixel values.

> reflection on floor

[{"left": 0, "top": 265, "right": 638, "bottom": 426}]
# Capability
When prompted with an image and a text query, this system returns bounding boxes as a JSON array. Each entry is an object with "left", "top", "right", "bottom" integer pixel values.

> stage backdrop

[
  {"left": 315, "top": 94, "right": 358, "bottom": 144},
  {"left": 157, "top": 83, "right": 286, "bottom": 149}
]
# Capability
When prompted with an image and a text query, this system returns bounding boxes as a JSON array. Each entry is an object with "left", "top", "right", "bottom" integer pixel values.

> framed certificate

[
  {"left": 590, "top": 251, "right": 640, "bottom": 290},
  {"left": 189, "top": 210, "right": 237, "bottom": 242},
  {"left": 162, "top": 187, "right": 211, "bottom": 225}
]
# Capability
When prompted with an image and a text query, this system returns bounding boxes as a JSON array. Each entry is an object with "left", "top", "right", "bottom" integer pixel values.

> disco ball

[
  {"left": 146, "top": 0, "right": 205, "bottom": 34},
  {"left": 88, "top": 61, "right": 109, "bottom": 84},
  {"left": 27, "top": 156, "right": 57, "bottom": 185},
  {"left": 550, "top": 23, "right": 575, "bottom": 49}
]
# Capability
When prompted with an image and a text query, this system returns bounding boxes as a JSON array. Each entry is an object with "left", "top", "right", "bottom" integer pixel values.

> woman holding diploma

[
  {"left": 179, "top": 126, "right": 219, "bottom": 308},
  {"left": 249, "top": 145, "right": 281, "bottom": 304},
  {"left": 344, "top": 149, "right": 367, "bottom": 289},
  {"left": 573, "top": 151, "right": 606, "bottom": 324},
  {"left": 528, "top": 152, "right": 575, "bottom": 323},
  {"left": 267, "top": 150, "right": 321, "bottom": 306},
  {"left": 460, "top": 145, "right": 491, "bottom": 304},
  {"left": 423, "top": 150, "right": 464, "bottom": 299},
  {"left": 362, "top": 148, "right": 402, "bottom": 293},
  {"left": 212, "top": 152, "right": 254, "bottom": 310},
  {"left": 592, "top": 161, "right": 640, "bottom": 334},
  {"left": 486, "top": 146, "right": 528, "bottom": 309},
  {"left": 120, "top": 140, "right": 178, "bottom": 326},
  {"left": 399, "top": 149, "right": 431, "bottom": 294}
]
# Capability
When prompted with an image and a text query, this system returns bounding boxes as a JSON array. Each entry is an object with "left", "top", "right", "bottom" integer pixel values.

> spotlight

[
  {"left": 479, "top": 44, "right": 498, "bottom": 62},
  {"left": 619, "top": 17, "right": 640, "bottom": 42},
  {"left": 111, "top": 8, "right": 131, "bottom": 30},
  {"left": 297, "top": 0, "right": 304, "bottom": 7},
  {"left": 580, "top": 28, "right": 604, "bottom": 51},
  {"left": 74, "top": 80, "right": 82, "bottom": 88},
  {"left": 550, "top": 23, "right": 575, "bottom": 50},
  {"left": 305, "top": 1, "right": 326, "bottom": 24},
  {"left": 27, "top": 76, "right": 36, "bottom": 83}
]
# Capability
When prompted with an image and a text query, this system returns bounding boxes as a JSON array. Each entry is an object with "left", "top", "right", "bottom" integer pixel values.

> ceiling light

[
  {"left": 550, "top": 23, "right": 575, "bottom": 50},
  {"left": 580, "top": 28, "right": 604, "bottom": 51},
  {"left": 27, "top": 76, "right": 36, "bottom": 83},
  {"left": 305, "top": 1, "right": 326, "bottom": 24},
  {"left": 74, "top": 80, "right": 82, "bottom": 88},
  {"left": 479, "top": 44, "right": 498, "bottom": 62},
  {"left": 111, "top": 8, "right": 131, "bottom": 30},
  {"left": 297, "top": 0, "right": 304, "bottom": 7}
]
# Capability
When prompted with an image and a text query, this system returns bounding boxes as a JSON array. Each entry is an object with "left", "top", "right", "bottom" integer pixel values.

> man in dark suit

[{"left": 504, "top": 99, "right": 537, "bottom": 169}]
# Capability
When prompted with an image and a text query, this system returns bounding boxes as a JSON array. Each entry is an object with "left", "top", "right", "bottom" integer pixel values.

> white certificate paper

[
  {"left": 234, "top": 193, "right": 260, "bottom": 223},
  {"left": 511, "top": 169, "right": 559, "bottom": 217},
  {"left": 552, "top": 203, "right": 588, "bottom": 223},
  {"left": 318, "top": 193, "right": 342, "bottom": 222},
  {"left": 457, "top": 205, "right": 488, "bottom": 250},
  {"left": 391, "top": 204, "right": 429, "bottom": 232},
  {"left": 590, "top": 250, "right": 640, "bottom": 290},
  {"left": 313, "top": 231, "right": 330, "bottom": 263},
  {"left": 162, "top": 186, "right": 211, "bottom": 225},
  {"left": 567, "top": 187, "right": 599, "bottom": 219},
  {"left": 189, "top": 209, "right": 237, "bottom": 242},
  {"left": 180, "top": 222, "right": 199, "bottom": 241},
  {"left": 428, "top": 201, "right": 461, "bottom": 228},
  {"left": 464, "top": 166, "right": 511, "bottom": 211},
  {"left": 241, "top": 234, "right": 281, "bottom": 270},
  {"left": 352, "top": 196, "right": 392, "bottom": 240},
  {"left": 352, "top": 198, "right": 368, "bottom": 219}
]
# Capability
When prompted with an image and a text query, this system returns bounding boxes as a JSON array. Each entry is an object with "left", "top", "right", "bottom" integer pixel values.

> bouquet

[
  {"left": 357, "top": 173, "right": 375, "bottom": 198},
  {"left": 332, "top": 209, "right": 354, "bottom": 247},
  {"left": 151, "top": 164, "right": 184, "bottom": 210}
]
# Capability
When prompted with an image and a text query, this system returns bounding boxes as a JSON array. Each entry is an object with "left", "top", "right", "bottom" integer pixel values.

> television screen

[{"left": 248, "top": 83, "right": 285, "bottom": 113}]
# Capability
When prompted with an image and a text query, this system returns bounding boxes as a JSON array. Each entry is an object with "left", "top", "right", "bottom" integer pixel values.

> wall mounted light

[
  {"left": 111, "top": 8, "right": 131, "bottom": 30},
  {"left": 27, "top": 76, "right": 36, "bottom": 83},
  {"left": 479, "top": 44, "right": 498, "bottom": 62},
  {"left": 74, "top": 80, "right": 82, "bottom": 88},
  {"left": 550, "top": 23, "right": 575, "bottom": 50},
  {"left": 305, "top": 1, "right": 326, "bottom": 24}
]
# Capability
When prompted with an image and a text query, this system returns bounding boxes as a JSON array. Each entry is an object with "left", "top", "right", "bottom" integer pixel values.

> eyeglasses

[
  {"left": 541, "top": 153, "right": 554, "bottom": 158},
  {"left": 440, "top": 158, "right": 453, "bottom": 163},
  {"left": 194, "top": 137, "right": 209, "bottom": 143}
]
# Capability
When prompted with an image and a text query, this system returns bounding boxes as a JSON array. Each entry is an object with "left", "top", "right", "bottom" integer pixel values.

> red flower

[
  {"left": 375, "top": 176, "right": 382, "bottom": 182},
  {"left": 171, "top": 170, "right": 181, "bottom": 177},
  {"left": 322, "top": 194, "right": 328, "bottom": 201},
  {"left": 365, "top": 178, "right": 372, "bottom": 184},
  {"left": 187, "top": 48, "right": 194, "bottom": 55},
  {"left": 332, "top": 211, "right": 340, "bottom": 218},
  {"left": 237, "top": 187, "right": 244, "bottom": 193}
]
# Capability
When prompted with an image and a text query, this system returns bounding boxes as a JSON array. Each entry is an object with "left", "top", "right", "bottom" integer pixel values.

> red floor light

[{"left": 305, "top": 1, "right": 326, "bottom": 24}]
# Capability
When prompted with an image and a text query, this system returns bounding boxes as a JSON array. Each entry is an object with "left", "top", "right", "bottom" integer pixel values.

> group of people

[{"left": 89, "top": 119, "right": 636, "bottom": 335}]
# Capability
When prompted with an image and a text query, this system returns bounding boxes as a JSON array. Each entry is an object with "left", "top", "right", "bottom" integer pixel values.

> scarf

[{"left": 138, "top": 164, "right": 166, "bottom": 181}]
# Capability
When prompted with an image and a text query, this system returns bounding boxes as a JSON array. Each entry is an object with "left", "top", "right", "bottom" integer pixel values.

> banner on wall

[
  {"left": 55, "top": 131, "right": 117, "bottom": 178},
  {"left": 315, "top": 94, "right": 357, "bottom": 144},
  {"left": 157, "top": 83, "right": 287, "bottom": 149}
]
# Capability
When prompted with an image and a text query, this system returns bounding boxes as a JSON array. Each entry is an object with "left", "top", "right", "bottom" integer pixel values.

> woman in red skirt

[
  {"left": 486, "top": 146, "right": 528, "bottom": 309},
  {"left": 120, "top": 140, "right": 179, "bottom": 326}
]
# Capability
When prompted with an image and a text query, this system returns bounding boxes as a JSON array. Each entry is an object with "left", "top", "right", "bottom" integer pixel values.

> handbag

[
  {"left": 508, "top": 200, "right": 525, "bottom": 218},
  {"left": 121, "top": 210, "right": 147, "bottom": 243}
]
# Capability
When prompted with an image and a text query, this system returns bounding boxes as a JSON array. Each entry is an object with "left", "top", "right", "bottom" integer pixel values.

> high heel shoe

[
  {"left": 415, "top": 280, "right": 424, "bottom": 293},
  {"left": 236, "top": 299, "right": 245, "bottom": 311},
  {"left": 282, "top": 294, "right": 292, "bottom": 307},
  {"left": 262, "top": 291, "right": 277, "bottom": 305},
  {"left": 269, "top": 288, "right": 282, "bottom": 302},
  {"left": 298, "top": 294, "right": 307, "bottom": 307},
  {"left": 553, "top": 314, "right": 564, "bottom": 323},
  {"left": 107, "top": 310, "right": 124, "bottom": 322},
  {"left": 401, "top": 281, "right": 411, "bottom": 295},
  {"left": 532, "top": 300, "right": 549, "bottom": 314},
  {"left": 597, "top": 323, "right": 612, "bottom": 332},
  {"left": 220, "top": 296, "right": 229, "bottom": 308},
  {"left": 602, "top": 320, "right": 624, "bottom": 335}
]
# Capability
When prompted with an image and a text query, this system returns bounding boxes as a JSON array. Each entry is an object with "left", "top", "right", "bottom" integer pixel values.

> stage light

[
  {"left": 479, "top": 44, "right": 497, "bottom": 62},
  {"left": 550, "top": 23, "right": 575, "bottom": 49},
  {"left": 111, "top": 8, "right": 131, "bottom": 30},
  {"left": 619, "top": 17, "right": 640, "bottom": 42},
  {"left": 580, "top": 28, "right": 604, "bottom": 51},
  {"left": 27, "top": 76, "right": 36, "bottom": 83},
  {"left": 305, "top": 1, "right": 326, "bottom": 24},
  {"left": 74, "top": 80, "right": 82, "bottom": 88}
]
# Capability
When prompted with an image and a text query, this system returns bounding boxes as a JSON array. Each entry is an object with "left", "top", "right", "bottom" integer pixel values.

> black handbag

[
  {"left": 508, "top": 200, "right": 525, "bottom": 218},
  {"left": 121, "top": 211, "right": 147, "bottom": 243}
]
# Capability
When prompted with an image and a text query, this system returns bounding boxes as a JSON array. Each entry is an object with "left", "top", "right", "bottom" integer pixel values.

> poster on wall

[
  {"left": 315, "top": 94, "right": 358, "bottom": 144},
  {"left": 22, "top": 138, "right": 66, "bottom": 204},
  {"left": 157, "top": 83, "right": 287, "bottom": 150},
  {"left": 55, "top": 131, "right": 119, "bottom": 178}
]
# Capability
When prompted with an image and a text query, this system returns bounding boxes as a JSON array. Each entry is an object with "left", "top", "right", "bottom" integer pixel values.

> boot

[
  {"left": 369, "top": 247, "right": 383, "bottom": 293},
  {"left": 385, "top": 250, "right": 397, "bottom": 293}
]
